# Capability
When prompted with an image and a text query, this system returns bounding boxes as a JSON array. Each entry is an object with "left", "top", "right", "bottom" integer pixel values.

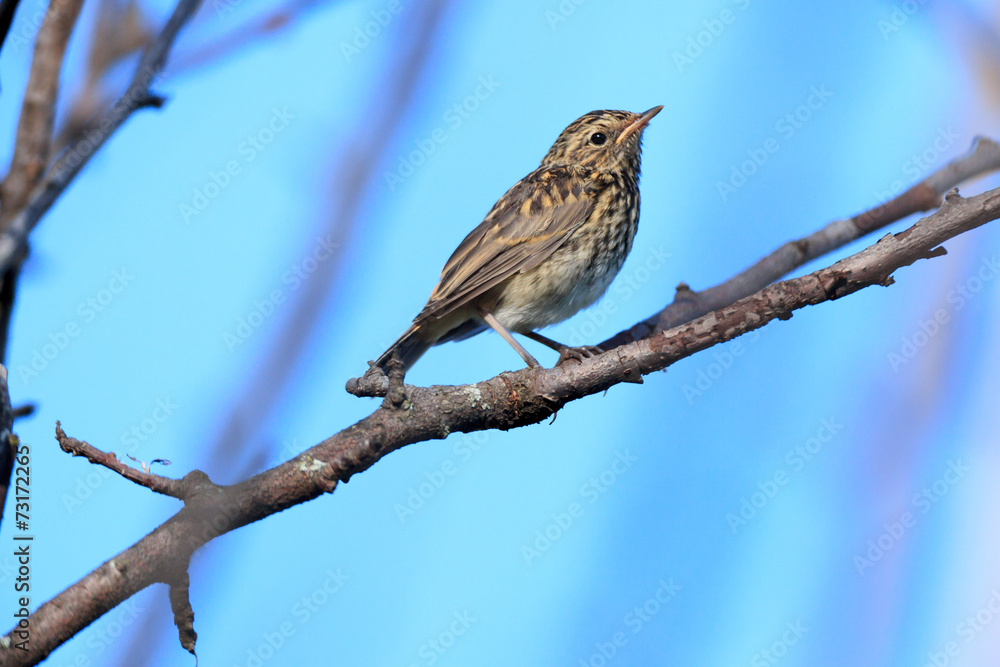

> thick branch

[{"left": 2, "top": 182, "right": 998, "bottom": 665}]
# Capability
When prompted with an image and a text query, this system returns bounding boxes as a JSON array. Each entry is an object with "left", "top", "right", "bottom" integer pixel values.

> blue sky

[{"left": 3, "top": 0, "right": 1000, "bottom": 665}]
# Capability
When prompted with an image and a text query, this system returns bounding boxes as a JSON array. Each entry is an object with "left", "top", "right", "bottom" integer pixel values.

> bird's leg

[
  {"left": 523, "top": 332, "right": 603, "bottom": 366},
  {"left": 478, "top": 308, "right": 542, "bottom": 368}
]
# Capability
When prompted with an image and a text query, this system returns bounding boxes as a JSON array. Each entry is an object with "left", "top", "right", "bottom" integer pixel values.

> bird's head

[{"left": 541, "top": 106, "right": 662, "bottom": 174}]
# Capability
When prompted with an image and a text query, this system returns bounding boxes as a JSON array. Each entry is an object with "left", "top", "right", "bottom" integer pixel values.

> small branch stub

[
  {"left": 56, "top": 421, "right": 188, "bottom": 499},
  {"left": 167, "top": 569, "right": 197, "bottom": 658}
]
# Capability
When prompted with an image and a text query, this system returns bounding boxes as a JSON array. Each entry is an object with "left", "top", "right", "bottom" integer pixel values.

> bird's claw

[{"left": 555, "top": 345, "right": 604, "bottom": 366}]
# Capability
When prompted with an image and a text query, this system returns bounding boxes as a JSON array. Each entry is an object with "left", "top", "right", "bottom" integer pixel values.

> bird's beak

[{"left": 617, "top": 105, "right": 663, "bottom": 145}]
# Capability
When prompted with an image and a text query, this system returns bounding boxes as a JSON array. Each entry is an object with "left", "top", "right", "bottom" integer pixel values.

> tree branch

[
  {"left": 10, "top": 404, "right": 33, "bottom": 420},
  {"left": 55, "top": 422, "right": 188, "bottom": 499},
  {"left": 0, "top": 0, "right": 23, "bottom": 59},
  {"left": 0, "top": 365, "right": 15, "bottom": 526},
  {"left": 599, "top": 136, "right": 1000, "bottom": 350},
  {"left": 0, "top": 0, "right": 203, "bottom": 280},
  {"left": 0, "top": 0, "right": 83, "bottom": 225},
  {"left": 2, "top": 177, "right": 998, "bottom": 663},
  {"left": 0, "top": 0, "right": 86, "bottom": 361}
]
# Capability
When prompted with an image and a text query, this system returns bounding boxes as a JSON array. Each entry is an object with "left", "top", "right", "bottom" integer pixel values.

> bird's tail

[{"left": 374, "top": 324, "right": 432, "bottom": 373}]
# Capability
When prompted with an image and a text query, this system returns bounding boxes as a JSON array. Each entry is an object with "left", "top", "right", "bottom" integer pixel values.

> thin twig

[
  {"left": 53, "top": 0, "right": 156, "bottom": 150},
  {"left": 166, "top": 0, "right": 324, "bottom": 76},
  {"left": 11, "top": 403, "right": 35, "bottom": 420},
  {"left": 55, "top": 422, "right": 188, "bottom": 499}
]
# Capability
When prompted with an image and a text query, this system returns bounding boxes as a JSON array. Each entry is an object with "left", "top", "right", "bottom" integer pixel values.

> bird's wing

[{"left": 414, "top": 166, "right": 595, "bottom": 324}]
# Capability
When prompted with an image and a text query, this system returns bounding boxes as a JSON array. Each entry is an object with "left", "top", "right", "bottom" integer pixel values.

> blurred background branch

[{"left": 0, "top": 0, "right": 85, "bottom": 360}]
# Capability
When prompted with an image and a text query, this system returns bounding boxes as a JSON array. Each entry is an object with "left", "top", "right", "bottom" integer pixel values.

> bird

[{"left": 371, "top": 106, "right": 662, "bottom": 376}]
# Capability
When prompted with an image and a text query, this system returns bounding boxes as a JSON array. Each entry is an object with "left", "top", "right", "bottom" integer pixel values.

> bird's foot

[{"left": 555, "top": 345, "right": 604, "bottom": 366}]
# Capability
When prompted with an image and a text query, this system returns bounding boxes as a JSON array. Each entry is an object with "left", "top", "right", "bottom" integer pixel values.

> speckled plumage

[{"left": 374, "top": 106, "right": 662, "bottom": 373}]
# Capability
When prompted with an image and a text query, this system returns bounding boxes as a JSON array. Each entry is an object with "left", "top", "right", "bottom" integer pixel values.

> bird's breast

[{"left": 493, "top": 177, "right": 641, "bottom": 333}]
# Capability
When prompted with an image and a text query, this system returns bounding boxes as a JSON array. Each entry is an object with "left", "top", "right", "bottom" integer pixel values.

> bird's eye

[{"left": 590, "top": 132, "right": 608, "bottom": 146}]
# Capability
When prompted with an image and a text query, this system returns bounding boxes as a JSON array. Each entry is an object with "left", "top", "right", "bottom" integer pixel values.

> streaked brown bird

[{"left": 373, "top": 106, "right": 662, "bottom": 375}]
